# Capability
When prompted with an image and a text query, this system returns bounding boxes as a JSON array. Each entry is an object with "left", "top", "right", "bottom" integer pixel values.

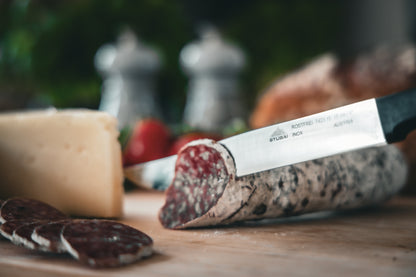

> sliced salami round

[
  {"left": 0, "top": 198, "right": 68, "bottom": 223},
  {"left": 159, "top": 139, "right": 407, "bottom": 229},
  {"left": 32, "top": 220, "right": 71, "bottom": 253},
  {"left": 0, "top": 220, "right": 28, "bottom": 241},
  {"left": 61, "top": 220, "right": 153, "bottom": 268},
  {"left": 0, "top": 200, "right": 5, "bottom": 240},
  {"left": 160, "top": 139, "right": 234, "bottom": 229},
  {"left": 12, "top": 221, "right": 50, "bottom": 251}
]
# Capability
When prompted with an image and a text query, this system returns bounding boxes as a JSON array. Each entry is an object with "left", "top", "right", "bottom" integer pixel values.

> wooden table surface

[{"left": 0, "top": 190, "right": 415, "bottom": 277}]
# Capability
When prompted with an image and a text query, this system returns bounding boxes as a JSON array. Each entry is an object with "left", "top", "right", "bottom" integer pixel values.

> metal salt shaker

[
  {"left": 95, "top": 30, "right": 161, "bottom": 129},
  {"left": 180, "top": 26, "right": 246, "bottom": 133}
]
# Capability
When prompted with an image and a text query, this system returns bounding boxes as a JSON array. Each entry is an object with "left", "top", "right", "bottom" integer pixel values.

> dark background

[{"left": 0, "top": 0, "right": 414, "bottom": 123}]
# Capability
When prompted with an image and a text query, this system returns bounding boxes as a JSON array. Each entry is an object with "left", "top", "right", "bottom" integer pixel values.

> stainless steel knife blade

[
  {"left": 221, "top": 99, "right": 386, "bottom": 177},
  {"left": 124, "top": 155, "right": 176, "bottom": 190},
  {"left": 124, "top": 88, "right": 416, "bottom": 190}
]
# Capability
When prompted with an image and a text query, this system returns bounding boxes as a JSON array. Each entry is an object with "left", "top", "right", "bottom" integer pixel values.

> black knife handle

[{"left": 376, "top": 88, "right": 416, "bottom": 143}]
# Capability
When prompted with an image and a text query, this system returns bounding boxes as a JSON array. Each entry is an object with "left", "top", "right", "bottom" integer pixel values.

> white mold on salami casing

[{"left": 159, "top": 139, "right": 407, "bottom": 229}]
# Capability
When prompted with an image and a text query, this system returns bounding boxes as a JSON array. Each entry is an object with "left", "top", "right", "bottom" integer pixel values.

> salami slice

[
  {"left": 12, "top": 221, "right": 49, "bottom": 251},
  {"left": 0, "top": 200, "right": 5, "bottom": 239},
  {"left": 61, "top": 220, "right": 153, "bottom": 268},
  {"left": 0, "top": 198, "right": 68, "bottom": 223},
  {"left": 32, "top": 220, "right": 71, "bottom": 253},
  {"left": 0, "top": 220, "right": 27, "bottom": 241},
  {"left": 159, "top": 139, "right": 407, "bottom": 229}
]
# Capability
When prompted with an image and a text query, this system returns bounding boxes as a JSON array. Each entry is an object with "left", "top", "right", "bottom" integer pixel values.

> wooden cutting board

[{"left": 0, "top": 190, "right": 415, "bottom": 277}]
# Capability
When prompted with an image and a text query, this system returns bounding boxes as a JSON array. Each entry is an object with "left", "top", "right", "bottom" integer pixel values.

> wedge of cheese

[{"left": 0, "top": 109, "right": 124, "bottom": 218}]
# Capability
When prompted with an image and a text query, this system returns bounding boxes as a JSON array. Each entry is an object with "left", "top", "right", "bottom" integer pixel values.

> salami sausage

[
  {"left": 0, "top": 198, "right": 68, "bottom": 245},
  {"left": 32, "top": 220, "right": 71, "bottom": 253},
  {"left": 0, "top": 198, "right": 68, "bottom": 223},
  {"left": 0, "top": 200, "right": 6, "bottom": 240},
  {"left": 12, "top": 221, "right": 50, "bottom": 251},
  {"left": 159, "top": 139, "right": 407, "bottom": 229},
  {"left": 0, "top": 220, "right": 27, "bottom": 241},
  {"left": 0, "top": 197, "right": 154, "bottom": 268},
  {"left": 61, "top": 220, "right": 153, "bottom": 268}
]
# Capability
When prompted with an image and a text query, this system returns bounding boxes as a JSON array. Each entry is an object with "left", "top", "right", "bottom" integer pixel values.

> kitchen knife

[{"left": 124, "top": 88, "right": 416, "bottom": 190}]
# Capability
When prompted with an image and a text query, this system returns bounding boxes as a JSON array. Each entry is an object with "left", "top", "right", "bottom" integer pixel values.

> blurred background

[
  {"left": 0, "top": 0, "right": 343, "bottom": 120},
  {"left": 1, "top": 0, "right": 415, "bottom": 122},
  {"left": 2, "top": 0, "right": 416, "bottom": 193}
]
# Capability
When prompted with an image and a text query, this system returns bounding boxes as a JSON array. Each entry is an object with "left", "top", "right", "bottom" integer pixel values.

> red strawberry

[{"left": 123, "top": 119, "right": 171, "bottom": 166}]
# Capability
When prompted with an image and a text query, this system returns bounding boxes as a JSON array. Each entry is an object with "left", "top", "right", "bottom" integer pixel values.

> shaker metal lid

[
  {"left": 179, "top": 25, "right": 245, "bottom": 74},
  {"left": 95, "top": 29, "right": 161, "bottom": 75}
]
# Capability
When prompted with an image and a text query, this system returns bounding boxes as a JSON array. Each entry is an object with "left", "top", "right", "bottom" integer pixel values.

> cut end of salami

[
  {"left": 61, "top": 220, "right": 153, "bottom": 268},
  {"left": 159, "top": 139, "right": 235, "bottom": 229}
]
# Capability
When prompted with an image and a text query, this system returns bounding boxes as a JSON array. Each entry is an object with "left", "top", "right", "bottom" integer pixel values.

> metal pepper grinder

[
  {"left": 95, "top": 29, "right": 161, "bottom": 129},
  {"left": 180, "top": 26, "right": 246, "bottom": 133}
]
